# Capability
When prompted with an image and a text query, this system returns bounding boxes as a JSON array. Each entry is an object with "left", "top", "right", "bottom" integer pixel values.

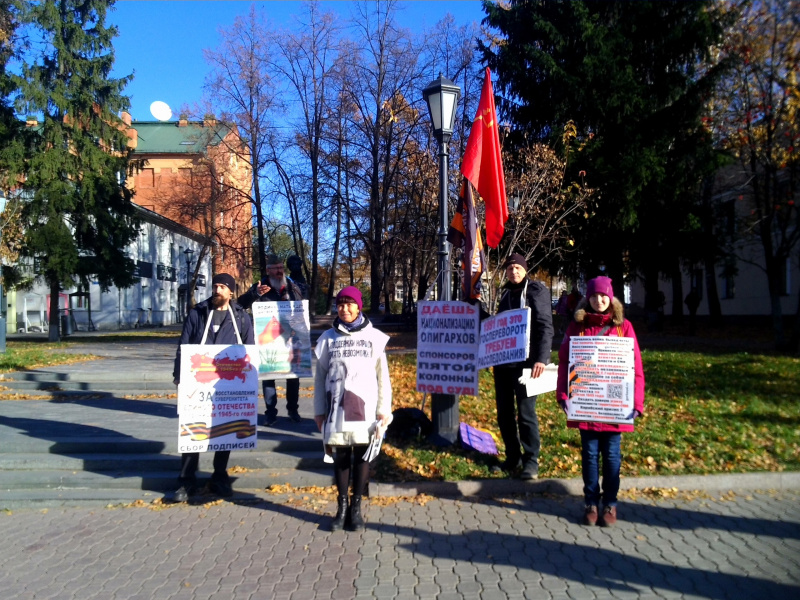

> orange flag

[
  {"left": 461, "top": 67, "right": 508, "bottom": 248},
  {"left": 448, "top": 180, "right": 486, "bottom": 300}
]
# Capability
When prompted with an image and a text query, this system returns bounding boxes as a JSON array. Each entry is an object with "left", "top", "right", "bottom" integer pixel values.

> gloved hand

[{"left": 518, "top": 368, "right": 533, "bottom": 386}]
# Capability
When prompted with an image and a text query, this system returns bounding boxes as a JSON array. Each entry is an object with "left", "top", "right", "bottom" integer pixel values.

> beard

[
  {"left": 210, "top": 294, "right": 226, "bottom": 308},
  {"left": 269, "top": 275, "right": 287, "bottom": 290}
]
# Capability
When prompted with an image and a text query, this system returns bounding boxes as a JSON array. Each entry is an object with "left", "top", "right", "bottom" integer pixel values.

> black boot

[
  {"left": 331, "top": 494, "right": 348, "bottom": 531},
  {"left": 348, "top": 494, "right": 365, "bottom": 531}
]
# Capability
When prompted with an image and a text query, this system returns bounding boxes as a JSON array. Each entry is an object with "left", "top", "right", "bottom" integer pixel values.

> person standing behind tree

[
  {"left": 555, "top": 289, "right": 570, "bottom": 334},
  {"left": 566, "top": 286, "right": 583, "bottom": 318},
  {"left": 238, "top": 253, "right": 306, "bottom": 426},
  {"left": 491, "top": 253, "right": 555, "bottom": 480},
  {"left": 171, "top": 273, "right": 255, "bottom": 502},
  {"left": 684, "top": 288, "right": 701, "bottom": 335}
]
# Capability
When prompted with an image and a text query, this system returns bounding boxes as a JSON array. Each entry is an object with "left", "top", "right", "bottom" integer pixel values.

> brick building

[{"left": 124, "top": 112, "right": 253, "bottom": 293}]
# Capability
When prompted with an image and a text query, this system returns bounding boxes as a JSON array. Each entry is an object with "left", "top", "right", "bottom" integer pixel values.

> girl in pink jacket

[{"left": 556, "top": 276, "right": 645, "bottom": 526}]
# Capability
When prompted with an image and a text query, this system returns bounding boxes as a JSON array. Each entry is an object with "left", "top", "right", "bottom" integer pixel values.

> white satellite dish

[{"left": 150, "top": 101, "right": 172, "bottom": 121}]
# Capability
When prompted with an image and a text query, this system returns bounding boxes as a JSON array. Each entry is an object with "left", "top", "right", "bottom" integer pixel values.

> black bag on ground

[{"left": 386, "top": 408, "right": 432, "bottom": 441}]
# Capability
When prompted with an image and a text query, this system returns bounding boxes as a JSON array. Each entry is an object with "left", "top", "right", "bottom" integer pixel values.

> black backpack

[{"left": 386, "top": 407, "right": 432, "bottom": 441}]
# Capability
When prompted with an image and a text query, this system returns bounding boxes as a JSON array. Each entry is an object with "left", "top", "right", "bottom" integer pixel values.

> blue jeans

[
  {"left": 263, "top": 378, "right": 300, "bottom": 419},
  {"left": 579, "top": 430, "right": 622, "bottom": 508}
]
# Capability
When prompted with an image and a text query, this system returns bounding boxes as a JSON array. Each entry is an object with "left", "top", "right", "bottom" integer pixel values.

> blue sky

[{"left": 108, "top": 1, "right": 486, "bottom": 122}]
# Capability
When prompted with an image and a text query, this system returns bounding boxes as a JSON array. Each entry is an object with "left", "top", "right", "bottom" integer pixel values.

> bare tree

[
  {"left": 269, "top": 0, "right": 342, "bottom": 314},
  {"left": 204, "top": 5, "right": 284, "bottom": 281},
  {"left": 341, "top": 0, "right": 430, "bottom": 313},
  {"left": 482, "top": 129, "right": 595, "bottom": 311},
  {"left": 708, "top": 0, "right": 800, "bottom": 349}
]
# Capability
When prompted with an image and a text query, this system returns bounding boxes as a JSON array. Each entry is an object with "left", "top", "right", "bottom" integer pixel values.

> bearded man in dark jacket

[
  {"left": 171, "top": 273, "right": 255, "bottom": 502},
  {"left": 492, "top": 253, "right": 554, "bottom": 480}
]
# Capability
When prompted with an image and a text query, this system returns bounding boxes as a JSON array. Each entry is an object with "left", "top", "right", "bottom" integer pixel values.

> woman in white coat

[{"left": 314, "top": 287, "right": 392, "bottom": 531}]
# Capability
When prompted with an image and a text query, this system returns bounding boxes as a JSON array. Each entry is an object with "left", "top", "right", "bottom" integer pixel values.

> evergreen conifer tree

[
  {"left": 13, "top": 0, "right": 139, "bottom": 340},
  {"left": 480, "top": 0, "right": 729, "bottom": 301},
  {"left": 1, "top": 0, "right": 25, "bottom": 188}
]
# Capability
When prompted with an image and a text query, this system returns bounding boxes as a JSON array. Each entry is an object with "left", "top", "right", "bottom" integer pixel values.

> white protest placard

[
  {"left": 522, "top": 363, "right": 558, "bottom": 397},
  {"left": 177, "top": 344, "right": 260, "bottom": 453},
  {"left": 478, "top": 308, "right": 531, "bottom": 369},
  {"left": 566, "top": 336, "right": 635, "bottom": 424},
  {"left": 252, "top": 300, "right": 312, "bottom": 379},
  {"left": 416, "top": 301, "right": 480, "bottom": 396}
]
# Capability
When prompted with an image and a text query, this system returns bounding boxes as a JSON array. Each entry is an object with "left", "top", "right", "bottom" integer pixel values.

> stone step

[
  {"left": 0, "top": 394, "right": 330, "bottom": 509},
  {"left": 0, "top": 469, "right": 336, "bottom": 509},
  {"left": 0, "top": 449, "right": 328, "bottom": 472},
  {"left": 1, "top": 434, "right": 322, "bottom": 455},
  {"left": 1, "top": 371, "right": 316, "bottom": 385},
  {"left": 0, "top": 371, "right": 174, "bottom": 383},
  {"left": 0, "top": 465, "right": 333, "bottom": 492},
  {"left": 0, "top": 376, "right": 316, "bottom": 394},
  {"left": 0, "top": 381, "right": 177, "bottom": 393}
]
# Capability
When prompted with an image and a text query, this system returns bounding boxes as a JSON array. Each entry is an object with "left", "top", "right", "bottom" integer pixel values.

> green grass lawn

[
  {"left": 0, "top": 341, "right": 94, "bottom": 373},
  {"left": 377, "top": 350, "right": 800, "bottom": 482}
]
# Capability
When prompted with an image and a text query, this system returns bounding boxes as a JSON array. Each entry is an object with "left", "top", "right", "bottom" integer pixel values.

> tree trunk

[
  {"left": 643, "top": 264, "right": 662, "bottom": 332},
  {"left": 48, "top": 278, "right": 60, "bottom": 342},
  {"left": 309, "top": 136, "right": 320, "bottom": 317},
  {"left": 788, "top": 267, "right": 800, "bottom": 354},
  {"left": 703, "top": 255, "right": 722, "bottom": 327},
  {"left": 765, "top": 257, "right": 786, "bottom": 350},
  {"left": 326, "top": 188, "right": 343, "bottom": 315},
  {"left": 670, "top": 258, "right": 684, "bottom": 323},
  {"left": 700, "top": 175, "right": 722, "bottom": 326}
]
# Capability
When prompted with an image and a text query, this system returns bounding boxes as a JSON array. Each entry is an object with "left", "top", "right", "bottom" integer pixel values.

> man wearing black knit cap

[
  {"left": 492, "top": 253, "right": 554, "bottom": 480},
  {"left": 171, "top": 273, "right": 255, "bottom": 502}
]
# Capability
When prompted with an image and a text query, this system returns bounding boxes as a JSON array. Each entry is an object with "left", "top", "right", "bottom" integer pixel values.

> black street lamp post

[
  {"left": 184, "top": 248, "right": 195, "bottom": 311},
  {"left": 423, "top": 73, "right": 461, "bottom": 444},
  {"left": 184, "top": 248, "right": 195, "bottom": 283}
]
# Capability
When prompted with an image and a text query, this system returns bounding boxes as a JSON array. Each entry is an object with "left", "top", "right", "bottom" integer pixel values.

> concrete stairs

[{"left": 0, "top": 367, "right": 332, "bottom": 508}]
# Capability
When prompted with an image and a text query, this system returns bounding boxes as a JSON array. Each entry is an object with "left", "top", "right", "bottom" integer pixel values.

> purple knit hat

[
  {"left": 336, "top": 286, "right": 363, "bottom": 311},
  {"left": 586, "top": 276, "right": 613, "bottom": 302}
]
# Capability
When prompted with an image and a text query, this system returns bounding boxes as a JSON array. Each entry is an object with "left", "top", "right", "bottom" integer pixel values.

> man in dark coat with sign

[
  {"left": 492, "top": 253, "right": 554, "bottom": 480},
  {"left": 171, "top": 273, "right": 255, "bottom": 502}
]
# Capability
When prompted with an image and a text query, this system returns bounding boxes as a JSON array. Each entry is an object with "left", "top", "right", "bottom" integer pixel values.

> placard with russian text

[
  {"left": 178, "top": 344, "right": 259, "bottom": 453},
  {"left": 566, "top": 336, "right": 635, "bottom": 425},
  {"left": 253, "top": 300, "right": 312, "bottom": 378},
  {"left": 416, "top": 301, "right": 480, "bottom": 396}
]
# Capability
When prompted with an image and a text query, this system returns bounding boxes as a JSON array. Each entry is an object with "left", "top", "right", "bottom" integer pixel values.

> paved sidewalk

[{"left": 1, "top": 490, "right": 798, "bottom": 600}]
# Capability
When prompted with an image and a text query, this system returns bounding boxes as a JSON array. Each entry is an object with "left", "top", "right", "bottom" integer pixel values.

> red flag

[
  {"left": 448, "top": 180, "right": 486, "bottom": 300},
  {"left": 461, "top": 67, "right": 507, "bottom": 248}
]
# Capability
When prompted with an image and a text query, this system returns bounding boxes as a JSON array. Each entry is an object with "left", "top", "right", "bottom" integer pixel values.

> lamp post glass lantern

[
  {"left": 423, "top": 73, "right": 461, "bottom": 445},
  {"left": 184, "top": 248, "right": 195, "bottom": 282},
  {"left": 184, "top": 248, "right": 195, "bottom": 312},
  {"left": 423, "top": 73, "right": 461, "bottom": 143}
]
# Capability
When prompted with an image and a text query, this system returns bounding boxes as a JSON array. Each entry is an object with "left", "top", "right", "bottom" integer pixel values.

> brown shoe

[
  {"left": 582, "top": 505, "right": 599, "bottom": 526},
  {"left": 600, "top": 506, "right": 617, "bottom": 527}
]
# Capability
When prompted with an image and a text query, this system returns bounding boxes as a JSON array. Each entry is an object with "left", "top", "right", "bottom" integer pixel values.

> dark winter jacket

[
  {"left": 172, "top": 298, "right": 255, "bottom": 381},
  {"left": 495, "top": 278, "right": 554, "bottom": 369},
  {"left": 237, "top": 278, "right": 305, "bottom": 310},
  {"left": 556, "top": 297, "right": 645, "bottom": 433}
]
